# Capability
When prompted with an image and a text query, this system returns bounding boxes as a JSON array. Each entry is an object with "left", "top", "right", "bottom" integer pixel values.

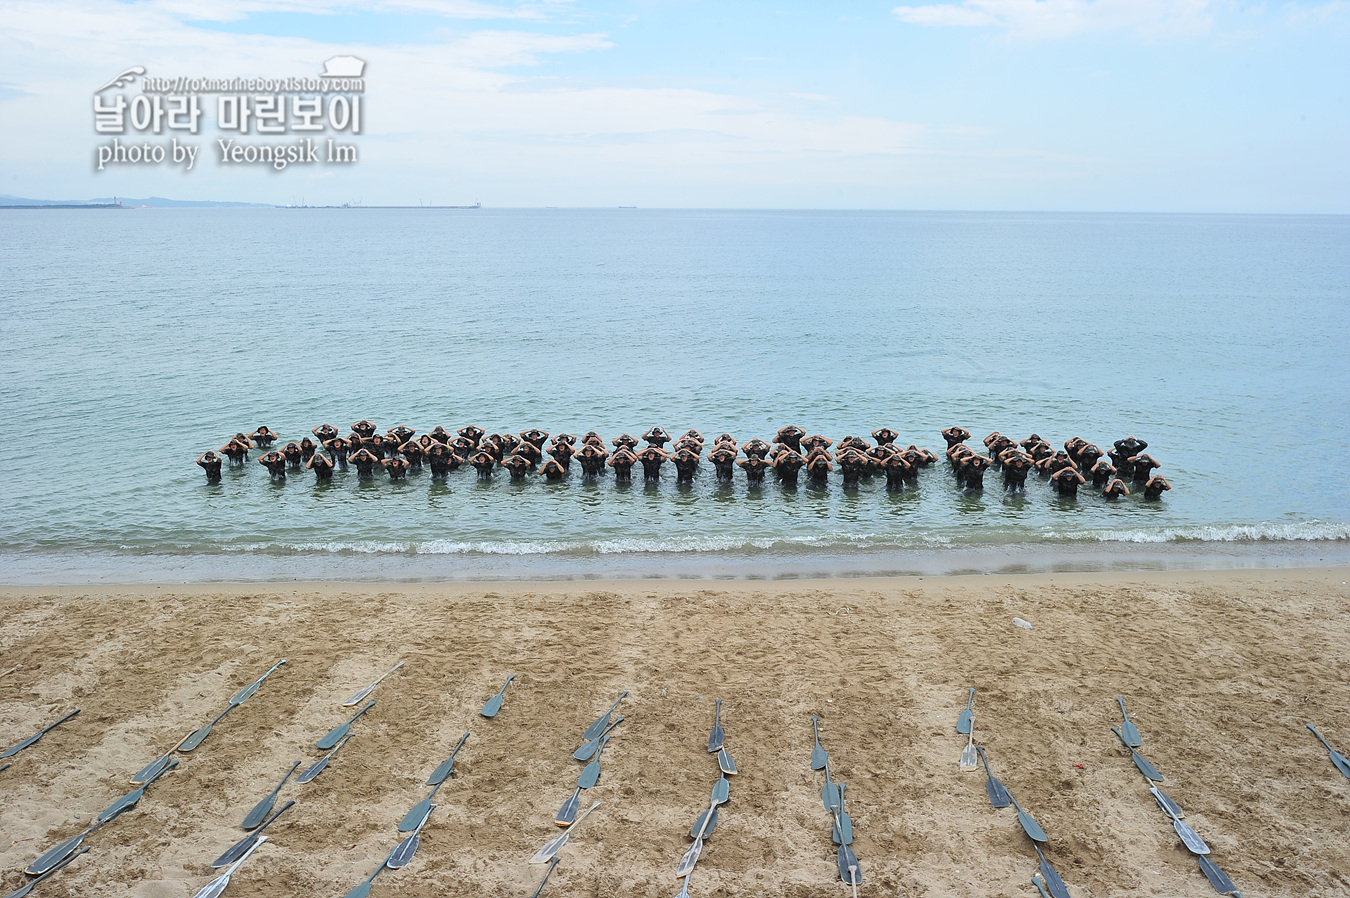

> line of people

[
  {"left": 194, "top": 422, "right": 1170, "bottom": 500},
  {"left": 939, "top": 426, "right": 1171, "bottom": 500}
]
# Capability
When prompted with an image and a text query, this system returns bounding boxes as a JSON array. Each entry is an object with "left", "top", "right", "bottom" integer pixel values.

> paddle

[
  {"left": 180, "top": 705, "right": 235, "bottom": 753},
  {"left": 833, "top": 810, "right": 861, "bottom": 885},
  {"left": 2, "top": 846, "right": 88, "bottom": 898},
  {"left": 1197, "top": 855, "right": 1241, "bottom": 896},
  {"left": 1034, "top": 844, "right": 1070, "bottom": 898},
  {"left": 583, "top": 692, "right": 628, "bottom": 740},
  {"left": 318, "top": 701, "right": 375, "bottom": 749},
  {"left": 1007, "top": 791, "right": 1048, "bottom": 844},
  {"left": 242, "top": 761, "right": 300, "bottom": 829},
  {"left": 99, "top": 759, "right": 177, "bottom": 823},
  {"left": 386, "top": 804, "right": 433, "bottom": 869},
  {"left": 341, "top": 847, "right": 397, "bottom": 898},
  {"left": 957, "top": 688, "right": 974, "bottom": 735},
  {"left": 712, "top": 774, "right": 730, "bottom": 804},
  {"left": 1117, "top": 697, "right": 1142, "bottom": 747},
  {"left": 342, "top": 662, "right": 403, "bottom": 707},
  {"left": 1158, "top": 798, "right": 1209, "bottom": 855},
  {"left": 131, "top": 731, "right": 191, "bottom": 784},
  {"left": 28, "top": 761, "right": 176, "bottom": 875},
  {"left": 960, "top": 718, "right": 978, "bottom": 771},
  {"left": 481, "top": 674, "right": 515, "bottom": 718},
  {"left": 832, "top": 783, "right": 854, "bottom": 845},
  {"left": 297, "top": 733, "right": 350, "bottom": 784},
  {"left": 676, "top": 795, "right": 721, "bottom": 877},
  {"left": 810, "top": 717, "right": 827, "bottom": 770},
  {"left": 1149, "top": 785, "right": 1185, "bottom": 819},
  {"left": 554, "top": 786, "right": 583, "bottom": 826},
  {"left": 427, "top": 732, "right": 470, "bottom": 785},
  {"left": 574, "top": 717, "right": 624, "bottom": 762},
  {"left": 191, "top": 834, "right": 266, "bottom": 898},
  {"left": 1307, "top": 724, "right": 1350, "bottom": 779},
  {"left": 529, "top": 857, "right": 561, "bottom": 898},
  {"left": 717, "top": 746, "right": 738, "bottom": 776},
  {"left": 707, "top": 699, "right": 725, "bottom": 752},
  {"left": 531, "top": 800, "right": 600, "bottom": 863},
  {"left": 1, "top": 709, "right": 80, "bottom": 759},
  {"left": 1113, "top": 726, "right": 1163, "bottom": 781},
  {"left": 821, "top": 757, "right": 840, "bottom": 811},
  {"left": 398, "top": 781, "right": 444, "bottom": 832},
  {"left": 213, "top": 801, "right": 294, "bottom": 867},
  {"left": 231, "top": 659, "right": 287, "bottom": 706},
  {"left": 578, "top": 736, "right": 610, "bottom": 789},
  {"left": 976, "top": 746, "right": 1011, "bottom": 808},
  {"left": 689, "top": 805, "right": 719, "bottom": 839}
]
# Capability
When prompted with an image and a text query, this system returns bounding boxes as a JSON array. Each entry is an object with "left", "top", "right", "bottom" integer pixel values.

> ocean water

[{"left": 1, "top": 208, "right": 1347, "bottom": 583}]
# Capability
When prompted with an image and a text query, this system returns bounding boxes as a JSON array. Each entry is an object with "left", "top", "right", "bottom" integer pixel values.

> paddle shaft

[{"left": 1, "top": 709, "right": 80, "bottom": 758}]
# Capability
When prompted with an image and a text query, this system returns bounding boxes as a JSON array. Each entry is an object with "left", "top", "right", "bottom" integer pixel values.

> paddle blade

[
  {"left": 833, "top": 810, "right": 854, "bottom": 845},
  {"left": 675, "top": 837, "right": 703, "bottom": 878},
  {"left": 211, "top": 833, "right": 258, "bottom": 868},
  {"left": 190, "top": 871, "right": 233, "bottom": 898},
  {"left": 1121, "top": 719, "right": 1142, "bottom": 748},
  {"left": 26, "top": 835, "right": 83, "bottom": 876},
  {"left": 573, "top": 738, "right": 600, "bottom": 762},
  {"left": 956, "top": 709, "right": 972, "bottom": 735},
  {"left": 1171, "top": 815, "right": 1210, "bottom": 855},
  {"left": 822, "top": 779, "right": 839, "bottom": 812},
  {"left": 530, "top": 830, "right": 571, "bottom": 865},
  {"left": 712, "top": 775, "right": 730, "bottom": 804},
  {"left": 98, "top": 784, "right": 147, "bottom": 823},
  {"left": 296, "top": 757, "right": 329, "bottom": 784},
  {"left": 986, "top": 774, "right": 1011, "bottom": 809},
  {"left": 810, "top": 743, "right": 827, "bottom": 770},
  {"left": 1017, "top": 807, "right": 1048, "bottom": 843},
  {"left": 1038, "top": 854, "right": 1070, "bottom": 898},
  {"left": 317, "top": 723, "right": 349, "bottom": 751},
  {"left": 689, "top": 806, "right": 719, "bottom": 839},
  {"left": 426, "top": 736, "right": 468, "bottom": 785},
  {"left": 1329, "top": 748, "right": 1350, "bottom": 779},
  {"left": 1150, "top": 786, "right": 1184, "bottom": 818},
  {"left": 583, "top": 712, "right": 611, "bottom": 741},
  {"left": 960, "top": 741, "right": 978, "bottom": 771},
  {"left": 555, "top": 790, "right": 581, "bottom": 826},
  {"left": 1132, "top": 748, "right": 1164, "bottom": 782},
  {"left": 0, "top": 733, "right": 40, "bottom": 759},
  {"left": 481, "top": 695, "right": 504, "bottom": 718},
  {"left": 707, "top": 724, "right": 724, "bottom": 753},
  {"left": 342, "top": 884, "right": 373, "bottom": 898},
  {"left": 179, "top": 720, "right": 218, "bottom": 753},
  {"left": 131, "top": 754, "right": 172, "bottom": 785},
  {"left": 386, "top": 832, "right": 421, "bottom": 869},
  {"left": 1198, "top": 855, "right": 1240, "bottom": 895},
  {"left": 578, "top": 758, "right": 602, "bottom": 790},
  {"left": 717, "top": 747, "right": 737, "bottom": 776},
  {"left": 836, "top": 843, "right": 860, "bottom": 884},
  {"left": 241, "top": 794, "right": 276, "bottom": 832},
  {"left": 398, "top": 798, "right": 432, "bottom": 833}
]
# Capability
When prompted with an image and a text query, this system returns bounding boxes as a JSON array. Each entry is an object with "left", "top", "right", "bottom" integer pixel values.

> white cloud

[{"left": 893, "top": 0, "right": 1217, "bottom": 40}]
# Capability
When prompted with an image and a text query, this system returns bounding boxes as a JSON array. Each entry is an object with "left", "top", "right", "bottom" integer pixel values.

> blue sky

[{"left": 0, "top": 0, "right": 1346, "bottom": 210}]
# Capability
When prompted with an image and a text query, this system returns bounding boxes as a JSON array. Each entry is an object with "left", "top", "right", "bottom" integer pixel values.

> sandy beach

[{"left": 1, "top": 567, "right": 1348, "bottom": 897}]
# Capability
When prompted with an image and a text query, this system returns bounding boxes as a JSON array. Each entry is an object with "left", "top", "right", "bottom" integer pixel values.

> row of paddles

[
  {"left": 811, "top": 716, "right": 861, "bottom": 896},
  {"left": 524, "top": 689, "right": 629, "bottom": 897},
  {"left": 674, "top": 698, "right": 739, "bottom": 894}
]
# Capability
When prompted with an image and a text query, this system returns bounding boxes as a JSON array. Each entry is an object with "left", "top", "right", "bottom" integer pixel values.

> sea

[{"left": 1, "top": 208, "right": 1346, "bottom": 584}]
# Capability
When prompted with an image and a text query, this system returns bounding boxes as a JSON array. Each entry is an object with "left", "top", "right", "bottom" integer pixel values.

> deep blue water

[{"left": 0, "top": 208, "right": 1346, "bottom": 581}]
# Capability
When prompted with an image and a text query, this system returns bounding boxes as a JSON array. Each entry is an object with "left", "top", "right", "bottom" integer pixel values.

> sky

[{"left": 0, "top": 0, "right": 1346, "bottom": 211}]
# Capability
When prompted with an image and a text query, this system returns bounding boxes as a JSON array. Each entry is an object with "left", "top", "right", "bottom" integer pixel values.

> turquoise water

[{"left": 1, "top": 208, "right": 1346, "bottom": 582}]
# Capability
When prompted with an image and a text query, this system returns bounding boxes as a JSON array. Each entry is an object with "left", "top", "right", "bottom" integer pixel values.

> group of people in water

[{"left": 195, "top": 421, "right": 1171, "bottom": 500}]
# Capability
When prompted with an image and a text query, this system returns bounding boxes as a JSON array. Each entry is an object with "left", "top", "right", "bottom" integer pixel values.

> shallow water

[{"left": 1, "top": 208, "right": 1346, "bottom": 582}]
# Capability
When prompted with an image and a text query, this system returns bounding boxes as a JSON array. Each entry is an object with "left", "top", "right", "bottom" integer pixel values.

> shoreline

[{"left": 2, "top": 538, "right": 1346, "bottom": 586}]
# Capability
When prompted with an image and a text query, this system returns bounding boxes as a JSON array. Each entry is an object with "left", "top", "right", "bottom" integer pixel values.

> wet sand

[{"left": 1, "top": 568, "right": 1348, "bottom": 897}]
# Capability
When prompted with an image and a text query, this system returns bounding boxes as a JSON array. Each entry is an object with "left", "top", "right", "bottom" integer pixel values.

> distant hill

[{"left": 0, "top": 194, "right": 270, "bottom": 208}]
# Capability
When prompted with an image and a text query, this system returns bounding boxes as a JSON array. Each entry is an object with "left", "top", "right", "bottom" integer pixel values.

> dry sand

[{"left": 1, "top": 568, "right": 1348, "bottom": 898}]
